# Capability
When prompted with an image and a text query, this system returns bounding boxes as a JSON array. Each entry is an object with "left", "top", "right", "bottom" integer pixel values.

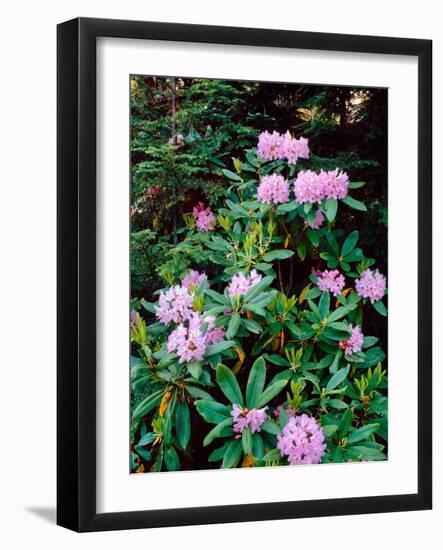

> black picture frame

[{"left": 57, "top": 17, "right": 432, "bottom": 532}]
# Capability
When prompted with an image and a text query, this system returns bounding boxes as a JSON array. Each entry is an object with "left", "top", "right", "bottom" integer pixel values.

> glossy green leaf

[
  {"left": 175, "top": 400, "right": 191, "bottom": 449},
  {"left": 195, "top": 399, "right": 231, "bottom": 424},
  {"left": 216, "top": 364, "right": 244, "bottom": 405},
  {"left": 246, "top": 356, "right": 267, "bottom": 408}
]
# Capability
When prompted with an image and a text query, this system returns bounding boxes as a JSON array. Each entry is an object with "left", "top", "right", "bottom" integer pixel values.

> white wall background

[{"left": 0, "top": 0, "right": 440, "bottom": 547}]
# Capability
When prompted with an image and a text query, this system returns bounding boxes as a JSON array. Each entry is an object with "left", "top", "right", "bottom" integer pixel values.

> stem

[{"left": 278, "top": 261, "right": 284, "bottom": 293}]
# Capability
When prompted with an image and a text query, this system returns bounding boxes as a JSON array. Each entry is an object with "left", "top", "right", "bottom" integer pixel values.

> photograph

[{"left": 129, "top": 75, "right": 388, "bottom": 473}]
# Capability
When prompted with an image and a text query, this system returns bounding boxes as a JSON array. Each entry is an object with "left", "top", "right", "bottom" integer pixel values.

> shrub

[{"left": 130, "top": 131, "right": 387, "bottom": 473}]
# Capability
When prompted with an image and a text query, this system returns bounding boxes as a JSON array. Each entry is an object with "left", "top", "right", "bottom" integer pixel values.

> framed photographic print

[{"left": 57, "top": 17, "right": 432, "bottom": 532}]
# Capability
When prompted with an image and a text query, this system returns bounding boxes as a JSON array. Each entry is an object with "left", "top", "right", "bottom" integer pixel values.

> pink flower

[
  {"left": 228, "top": 269, "right": 262, "bottom": 299},
  {"left": 294, "top": 170, "right": 325, "bottom": 204},
  {"left": 231, "top": 405, "right": 268, "bottom": 434},
  {"left": 318, "top": 169, "right": 349, "bottom": 200},
  {"left": 257, "top": 131, "right": 310, "bottom": 164},
  {"left": 277, "top": 414, "right": 326, "bottom": 465},
  {"left": 202, "top": 315, "right": 226, "bottom": 345},
  {"left": 166, "top": 312, "right": 225, "bottom": 363},
  {"left": 192, "top": 202, "right": 216, "bottom": 232},
  {"left": 308, "top": 210, "right": 325, "bottom": 230},
  {"left": 181, "top": 270, "right": 207, "bottom": 292},
  {"left": 257, "top": 131, "right": 285, "bottom": 161},
  {"left": 130, "top": 309, "right": 138, "bottom": 325},
  {"left": 155, "top": 285, "right": 194, "bottom": 325},
  {"left": 355, "top": 269, "right": 386, "bottom": 303},
  {"left": 257, "top": 173, "right": 290, "bottom": 204},
  {"left": 339, "top": 324, "right": 364, "bottom": 356},
  {"left": 316, "top": 269, "right": 346, "bottom": 297},
  {"left": 294, "top": 168, "right": 350, "bottom": 203},
  {"left": 282, "top": 132, "right": 310, "bottom": 164}
]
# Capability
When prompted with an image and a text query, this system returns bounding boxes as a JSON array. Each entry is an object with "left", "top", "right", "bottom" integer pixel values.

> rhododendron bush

[{"left": 130, "top": 124, "right": 388, "bottom": 473}]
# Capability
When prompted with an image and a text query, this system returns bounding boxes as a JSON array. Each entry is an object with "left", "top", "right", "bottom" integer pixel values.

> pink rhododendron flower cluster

[
  {"left": 257, "top": 173, "right": 290, "bottom": 204},
  {"left": 192, "top": 202, "right": 216, "bottom": 232},
  {"left": 227, "top": 269, "right": 262, "bottom": 299},
  {"left": 308, "top": 210, "right": 325, "bottom": 230},
  {"left": 231, "top": 404, "right": 268, "bottom": 434},
  {"left": 294, "top": 169, "right": 349, "bottom": 203},
  {"left": 355, "top": 269, "right": 386, "bottom": 303},
  {"left": 257, "top": 131, "right": 284, "bottom": 161},
  {"left": 318, "top": 168, "right": 349, "bottom": 200},
  {"left": 167, "top": 312, "right": 225, "bottom": 363},
  {"left": 155, "top": 285, "right": 194, "bottom": 325},
  {"left": 294, "top": 170, "right": 325, "bottom": 203},
  {"left": 203, "top": 315, "right": 226, "bottom": 345},
  {"left": 283, "top": 133, "right": 310, "bottom": 164},
  {"left": 316, "top": 269, "right": 346, "bottom": 297},
  {"left": 181, "top": 270, "right": 207, "bottom": 292},
  {"left": 339, "top": 324, "right": 364, "bottom": 356},
  {"left": 277, "top": 414, "right": 326, "bottom": 465},
  {"left": 257, "top": 131, "right": 310, "bottom": 164}
]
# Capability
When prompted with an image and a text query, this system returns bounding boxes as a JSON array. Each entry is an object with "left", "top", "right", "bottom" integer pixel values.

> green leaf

[
  {"left": 205, "top": 340, "right": 235, "bottom": 356},
  {"left": 246, "top": 356, "right": 267, "bottom": 408},
  {"left": 136, "top": 432, "right": 155, "bottom": 447},
  {"left": 195, "top": 400, "right": 231, "bottom": 424},
  {"left": 204, "top": 288, "right": 230, "bottom": 305},
  {"left": 244, "top": 275, "right": 274, "bottom": 302},
  {"left": 323, "top": 199, "right": 338, "bottom": 222},
  {"left": 261, "top": 420, "right": 281, "bottom": 435},
  {"left": 164, "top": 447, "right": 180, "bottom": 471},
  {"left": 136, "top": 448, "right": 152, "bottom": 461},
  {"left": 306, "top": 228, "right": 320, "bottom": 247},
  {"left": 262, "top": 249, "right": 294, "bottom": 262},
  {"left": 264, "top": 354, "right": 290, "bottom": 367},
  {"left": 252, "top": 434, "right": 265, "bottom": 459},
  {"left": 187, "top": 361, "right": 202, "bottom": 379},
  {"left": 263, "top": 448, "right": 282, "bottom": 463},
  {"left": 242, "top": 428, "right": 252, "bottom": 454},
  {"left": 208, "top": 441, "right": 231, "bottom": 462},
  {"left": 203, "top": 417, "right": 233, "bottom": 446},
  {"left": 373, "top": 300, "right": 387, "bottom": 316},
  {"left": 276, "top": 201, "right": 298, "bottom": 214},
  {"left": 329, "top": 350, "right": 342, "bottom": 373},
  {"left": 132, "top": 389, "right": 163, "bottom": 419},
  {"left": 226, "top": 312, "right": 241, "bottom": 339},
  {"left": 347, "top": 423, "right": 380, "bottom": 444},
  {"left": 175, "top": 400, "right": 191, "bottom": 449},
  {"left": 222, "top": 439, "right": 243, "bottom": 468},
  {"left": 242, "top": 318, "right": 263, "bottom": 334},
  {"left": 326, "top": 365, "right": 350, "bottom": 393},
  {"left": 364, "top": 346, "right": 386, "bottom": 367},
  {"left": 348, "top": 181, "right": 366, "bottom": 189},
  {"left": 338, "top": 407, "right": 354, "bottom": 439},
  {"left": 341, "top": 230, "right": 359, "bottom": 258},
  {"left": 328, "top": 399, "right": 348, "bottom": 410},
  {"left": 186, "top": 385, "right": 214, "bottom": 401},
  {"left": 328, "top": 305, "right": 356, "bottom": 323},
  {"left": 362, "top": 336, "right": 379, "bottom": 349},
  {"left": 142, "top": 301, "right": 156, "bottom": 314},
  {"left": 296, "top": 241, "right": 307, "bottom": 261},
  {"left": 216, "top": 364, "right": 244, "bottom": 405},
  {"left": 322, "top": 424, "right": 338, "bottom": 437},
  {"left": 342, "top": 195, "right": 367, "bottom": 211},
  {"left": 244, "top": 303, "right": 267, "bottom": 317},
  {"left": 222, "top": 169, "right": 241, "bottom": 181},
  {"left": 255, "top": 379, "right": 288, "bottom": 408},
  {"left": 347, "top": 445, "right": 386, "bottom": 461},
  {"left": 318, "top": 291, "right": 330, "bottom": 319}
]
